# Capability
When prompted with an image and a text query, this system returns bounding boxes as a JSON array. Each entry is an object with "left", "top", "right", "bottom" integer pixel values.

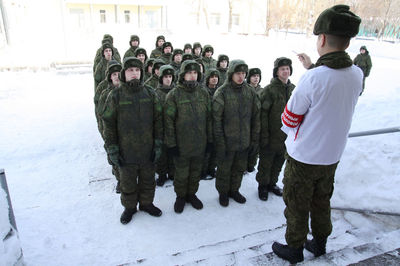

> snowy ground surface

[{"left": 0, "top": 33, "right": 400, "bottom": 265}]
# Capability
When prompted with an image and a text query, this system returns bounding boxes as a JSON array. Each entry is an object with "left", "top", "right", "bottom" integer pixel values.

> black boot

[
  {"left": 115, "top": 181, "right": 121, "bottom": 194},
  {"left": 267, "top": 184, "right": 283, "bottom": 196},
  {"left": 139, "top": 203, "right": 162, "bottom": 217},
  {"left": 305, "top": 238, "right": 327, "bottom": 257},
  {"left": 174, "top": 196, "right": 186, "bottom": 213},
  {"left": 229, "top": 191, "right": 246, "bottom": 204},
  {"left": 186, "top": 194, "right": 203, "bottom": 210},
  {"left": 219, "top": 193, "right": 229, "bottom": 207},
  {"left": 200, "top": 171, "right": 208, "bottom": 180},
  {"left": 168, "top": 174, "right": 174, "bottom": 180},
  {"left": 156, "top": 174, "right": 167, "bottom": 187},
  {"left": 120, "top": 208, "right": 137, "bottom": 224},
  {"left": 272, "top": 242, "right": 304, "bottom": 264},
  {"left": 258, "top": 185, "right": 268, "bottom": 201},
  {"left": 247, "top": 166, "right": 255, "bottom": 173}
]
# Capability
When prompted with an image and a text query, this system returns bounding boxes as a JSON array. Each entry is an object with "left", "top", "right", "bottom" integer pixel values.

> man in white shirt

[{"left": 271, "top": 5, "right": 362, "bottom": 264}]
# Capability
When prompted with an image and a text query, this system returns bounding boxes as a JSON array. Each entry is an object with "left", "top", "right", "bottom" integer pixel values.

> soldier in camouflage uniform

[
  {"left": 164, "top": 60, "right": 213, "bottom": 213},
  {"left": 271, "top": 5, "right": 362, "bottom": 263},
  {"left": 201, "top": 68, "right": 220, "bottom": 180},
  {"left": 93, "top": 35, "right": 121, "bottom": 72},
  {"left": 246, "top": 67, "right": 263, "bottom": 173},
  {"left": 95, "top": 60, "right": 122, "bottom": 193},
  {"left": 134, "top": 47, "right": 148, "bottom": 65},
  {"left": 144, "top": 58, "right": 155, "bottom": 82},
  {"left": 94, "top": 43, "right": 114, "bottom": 90},
  {"left": 200, "top": 45, "right": 217, "bottom": 73},
  {"left": 170, "top": 48, "right": 183, "bottom": 73},
  {"left": 150, "top": 35, "right": 165, "bottom": 59},
  {"left": 183, "top": 43, "right": 192, "bottom": 55},
  {"left": 192, "top": 42, "right": 202, "bottom": 60},
  {"left": 213, "top": 60, "right": 260, "bottom": 207},
  {"left": 101, "top": 57, "right": 163, "bottom": 224},
  {"left": 155, "top": 65, "right": 176, "bottom": 186},
  {"left": 216, "top": 54, "right": 229, "bottom": 85},
  {"left": 144, "top": 59, "right": 165, "bottom": 90},
  {"left": 353, "top": 45, "right": 372, "bottom": 95},
  {"left": 123, "top": 35, "right": 140, "bottom": 60},
  {"left": 159, "top": 42, "right": 173, "bottom": 64},
  {"left": 256, "top": 58, "right": 294, "bottom": 201}
]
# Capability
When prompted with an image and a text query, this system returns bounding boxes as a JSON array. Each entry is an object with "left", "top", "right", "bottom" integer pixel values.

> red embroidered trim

[{"left": 282, "top": 105, "right": 304, "bottom": 128}]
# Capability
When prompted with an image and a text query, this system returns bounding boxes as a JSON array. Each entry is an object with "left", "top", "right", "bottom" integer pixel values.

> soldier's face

[
  {"left": 155, "top": 68, "right": 161, "bottom": 77},
  {"left": 219, "top": 60, "right": 228, "bottom": 69},
  {"left": 194, "top": 47, "right": 201, "bottom": 56},
  {"left": 232, "top": 72, "right": 246, "bottom": 85},
  {"left": 250, "top": 74, "right": 260, "bottom": 86},
  {"left": 174, "top": 54, "right": 182, "bottom": 63},
  {"left": 209, "top": 75, "right": 218, "bottom": 86},
  {"left": 104, "top": 48, "right": 112, "bottom": 61},
  {"left": 184, "top": 70, "right": 198, "bottom": 81},
  {"left": 277, "top": 66, "right": 290, "bottom": 82},
  {"left": 111, "top": 72, "right": 120, "bottom": 86},
  {"left": 184, "top": 48, "right": 192, "bottom": 54},
  {"left": 131, "top": 40, "right": 139, "bottom": 47},
  {"left": 125, "top": 67, "right": 141, "bottom": 82},
  {"left": 205, "top": 51, "right": 212, "bottom": 58},
  {"left": 137, "top": 54, "right": 146, "bottom": 63},
  {"left": 163, "top": 75, "right": 173, "bottom": 86},
  {"left": 157, "top": 39, "right": 165, "bottom": 47},
  {"left": 164, "top": 47, "right": 172, "bottom": 54},
  {"left": 360, "top": 49, "right": 366, "bottom": 54}
]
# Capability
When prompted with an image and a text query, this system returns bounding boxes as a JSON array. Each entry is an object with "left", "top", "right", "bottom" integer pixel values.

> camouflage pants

[
  {"left": 173, "top": 155, "right": 203, "bottom": 197},
  {"left": 255, "top": 147, "right": 285, "bottom": 186},
  {"left": 247, "top": 152, "right": 258, "bottom": 170},
  {"left": 215, "top": 150, "right": 248, "bottom": 194},
  {"left": 112, "top": 165, "right": 120, "bottom": 181},
  {"left": 119, "top": 162, "right": 156, "bottom": 209},
  {"left": 202, "top": 150, "right": 216, "bottom": 175},
  {"left": 283, "top": 156, "right": 338, "bottom": 248},
  {"left": 156, "top": 144, "right": 175, "bottom": 177}
]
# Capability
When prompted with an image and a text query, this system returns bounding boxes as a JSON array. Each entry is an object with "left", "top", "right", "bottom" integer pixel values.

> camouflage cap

[
  {"left": 183, "top": 43, "right": 192, "bottom": 50},
  {"left": 246, "top": 68, "right": 262, "bottom": 84},
  {"left": 313, "top": 5, "right": 361, "bottom": 37},
  {"left": 202, "top": 45, "right": 214, "bottom": 56},
  {"left": 172, "top": 48, "right": 184, "bottom": 58},
  {"left": 130, "top": 35, "right": 140, "bottom": 42},
  {"left": 103, "top": 34, "right": 113, "bottom": 42},
  {"left": 158, "top": 65, "right": 176, "bottom": 84},
  {"left": 273, "top": 57, "right": 292, "bottom": 78}
]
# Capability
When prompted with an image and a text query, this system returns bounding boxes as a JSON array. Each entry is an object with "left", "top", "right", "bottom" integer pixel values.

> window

[
  {"left": 232, "top": 14, "right": 240, "bottom": 26},
  {"left": 210, "top": 13, "right": 221, "bottom": 26},
  {"left": 124, "top": 10, "right": 130, "bottom": 23},
  {"left": 69, "top": 8, "right": 85, "bottom": 28},
  {"left": 100, "top": 10, "right": 106, "bottom": 23}
]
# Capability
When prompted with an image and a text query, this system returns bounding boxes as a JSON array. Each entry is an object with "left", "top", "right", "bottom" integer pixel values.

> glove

[
  {"left": 107, "top": 145, "right": 121, "bottom": 167},
  {"left": 167, "top": 146, "right": 180, "bottom": 157},
  {"left": 151, "top": 139, "right": 163, "bottom": 163},
  {"left": 205, "top": 142, "right": 214, "bottom": 153},
  {"left": 248, "top": 142, "right": 259, "bottom": 157}
]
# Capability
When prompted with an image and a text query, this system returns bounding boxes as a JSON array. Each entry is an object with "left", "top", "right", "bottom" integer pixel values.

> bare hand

[{"left": 297, "top": 53, "right": 312, "bottom": 69}]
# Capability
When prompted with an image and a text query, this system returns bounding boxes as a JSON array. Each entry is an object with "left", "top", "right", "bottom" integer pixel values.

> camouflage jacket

[
  {"left": 101, "top": 82, "right": 163, "bottom": 164},
  {"left": 258, "top": 78, "right": 295, "bottom": 150},
  {"left": 200, "top": 57, "right": 217, "bottom": 73},
  {"left": 217, "top": 67, "right": 228, "bottom": 85},
  {"left": 93, "top": 47, "right": 121, "bottom": 72},
  {"left": 94, "top": 58, "right": 109, "bottom": 89},
  {"left": 160, "top": 53, "right": 172, "bottom": 64},
  {"left": 123, "top": 46, "right": 138, "bottom": 60},
  {"left": 150, "top": 47, "right": 163, "bottom": 59},
  {"left": 353, "top": 53, "right": 372, "bottom": 77},
  {"left": 144, "top": 75, "right": 159, "bottom": 90},
  {"left": 213, "top": 81, "right": 260, "bottom": 152},
  {"left": 164, "top": 82, "right": 212, "bottom": 157}
]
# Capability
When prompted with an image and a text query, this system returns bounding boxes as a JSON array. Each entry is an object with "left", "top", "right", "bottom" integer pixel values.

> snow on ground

[{"left": 0, "top": 33, "right": 399, "bottom": 265}]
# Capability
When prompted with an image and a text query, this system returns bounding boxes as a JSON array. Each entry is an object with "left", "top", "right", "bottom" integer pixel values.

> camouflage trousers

[
  {"left": 119, "top": 162, "right": 156, "bottom": 209},
  {"left": 247, "top": 152, "right": 258, "bottom": 170},
  {"left": 255, "top": 147, "right": 285, "bottom": 186},
  {"left": 202, "top": 150, "right": 216, "bottom": 175},
  {"left": 283, "top": 155, "right": 338, "bottom": 248},
  {"left": 215, "top": 150, "right": 248, "bottom": 194},
  {"left": 173, "top": 155, "right": 203, "bottom": 198},
  {"left": 156, "top": 144, "right": 175, "bottom": 177}
]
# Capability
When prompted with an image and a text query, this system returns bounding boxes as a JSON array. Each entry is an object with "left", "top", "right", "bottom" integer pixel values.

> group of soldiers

[{"left": 92, "top": 33, "right": 296, "bottom": 225}]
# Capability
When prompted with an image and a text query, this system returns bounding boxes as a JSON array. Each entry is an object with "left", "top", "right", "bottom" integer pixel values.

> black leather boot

[
  {"left": 272, "top": 242, "right": 304, "bottom": 264},
  {"left": 219, "top": 193, "right": 229, "bottom": 207},
  {"left": 229, "top": 191, "right": 246, "bottom": 204},
  {"left": 120, "top": 208, "right": 137, "bottom": 224},
  {"left": 186, "top": 194, "right": 203, "bottom": 210},
  {"left": 305, "top": 238, "right": 327, "bottom": 257},
  {"left": 267, "top": 184, "right": 283, "bottom": 196},
  {"left": 156, "top": 174, "right": 167, "bottom": 187},
  {"left": 139, "top": 203, "right": 162, "bottom": 217},
  {"left": 258, "top": 185, "right": 268, "bottom": 201},
  {"left": 174, "top": 196, "right": 186, "bottom": 213}
]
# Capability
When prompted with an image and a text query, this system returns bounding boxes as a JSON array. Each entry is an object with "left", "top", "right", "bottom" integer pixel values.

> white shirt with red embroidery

[{"left": 281, "top": 64, "right": 363, "bottom": 165}]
